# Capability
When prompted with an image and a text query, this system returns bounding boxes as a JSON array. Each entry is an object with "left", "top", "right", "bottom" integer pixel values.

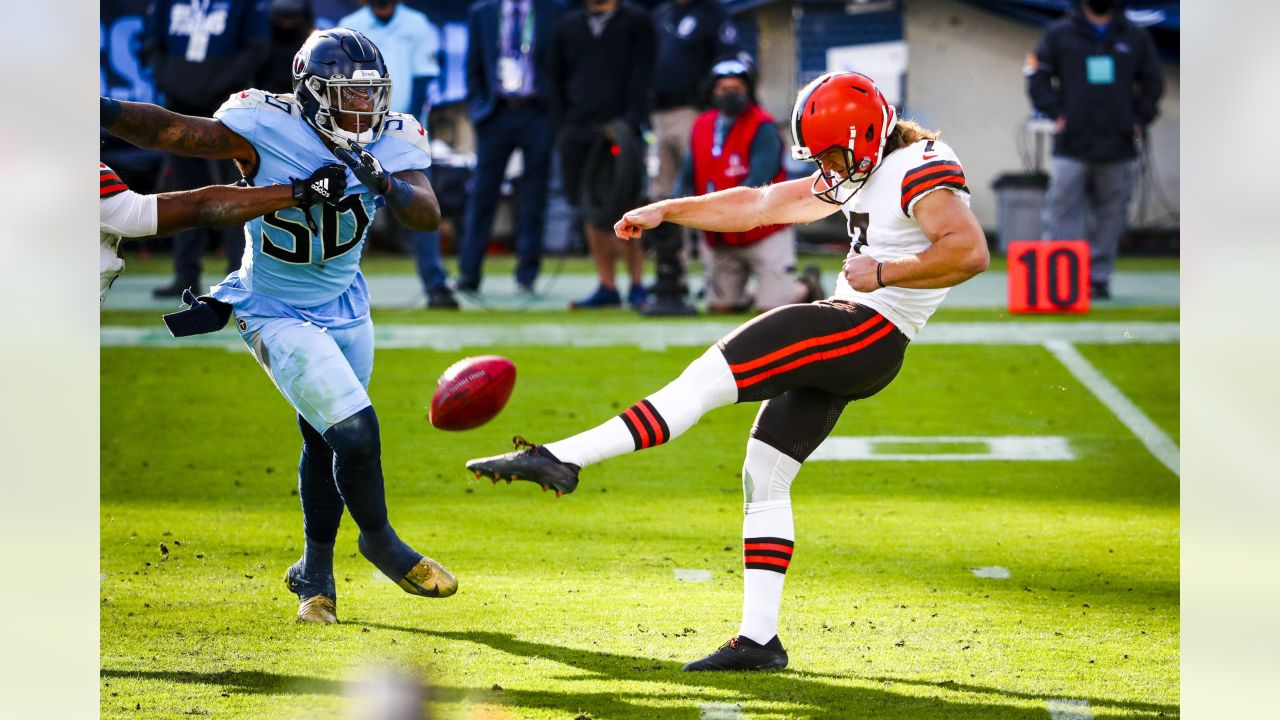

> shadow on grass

[
  {"left": 101, "top": 630, "right": 1179, "bottom": 720},
  {"left": 361, "top": 623, "right": 1173, "bottom": 719},
  {"left": 100, "top": 668, "right": 344, "bottom": 697},
  {"left": 805, "top": 672, "right": 1179, "bottom": 718}
]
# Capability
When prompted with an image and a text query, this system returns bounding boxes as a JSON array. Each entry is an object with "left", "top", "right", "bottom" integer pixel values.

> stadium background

[
  {"left": 37, "top": 1, "right": 1269, "bottom": 717},
  {"left": 100, "top": 0, "right": 1179, "bottom": 255}
]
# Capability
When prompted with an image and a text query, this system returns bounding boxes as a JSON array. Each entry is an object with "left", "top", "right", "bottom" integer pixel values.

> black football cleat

[
  {"left": 681, "top": 635, "right": 789, "bottom": 672},
  {"left": 466, "top": 437, "right": 580, "bottom": 497}
]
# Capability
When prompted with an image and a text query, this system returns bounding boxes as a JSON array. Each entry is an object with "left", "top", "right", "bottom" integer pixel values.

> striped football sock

[
  {"left": 545, "top": 347, "right": 737, "bottom": 467},
  {"left": 738, "top": 439, "right": 800, "bottom": 645},
  {"left": 739, "top": 522, "right": 795, "bottom": 645}
]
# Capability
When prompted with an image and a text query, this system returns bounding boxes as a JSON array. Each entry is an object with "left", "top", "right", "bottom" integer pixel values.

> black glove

[
  {"left": 332, "top": 143, "right": 391, "bottom": 195},
  {"left": 291, "top": 163, "right": 348, "bottom": 207}
]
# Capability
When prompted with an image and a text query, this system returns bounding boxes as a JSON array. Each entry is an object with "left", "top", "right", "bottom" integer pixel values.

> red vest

[{"left": 690, "top": 103, "right": 789, "bottom": 247}]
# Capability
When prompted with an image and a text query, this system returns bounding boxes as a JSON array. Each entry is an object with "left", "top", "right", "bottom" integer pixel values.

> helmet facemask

[
  {"left": 304, "top": 72, "right": 391, "bottom": 149},
  {"left": 808, "top": 146, "right": 871, "bottom": 206}
]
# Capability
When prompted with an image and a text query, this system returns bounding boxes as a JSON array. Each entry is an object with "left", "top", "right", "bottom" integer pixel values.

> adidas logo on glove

[{"left": 310, "top": 178, "right": 331, "bottom": 198}]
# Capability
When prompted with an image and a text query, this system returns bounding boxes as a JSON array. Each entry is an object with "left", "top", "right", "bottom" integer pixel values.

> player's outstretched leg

[
  {"left": 286, "top": 415, "right": 346, "bottom": 623},
  {"left": 465, "top": 346, "right": 738, "bottom": 492},
  {"left": 324, "top": 406, "right": 458, "bottom": 598}
]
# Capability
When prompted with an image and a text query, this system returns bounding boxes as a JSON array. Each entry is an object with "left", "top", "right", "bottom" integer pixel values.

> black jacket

[
  {"left": 1027, "top": 7, "right": 1164, "bottom": 162},
  {"left": 547, "top": 3, "right": 656, "bottom": 130},
  {"left": 651, "top": 0, "right": 739, "bottom": 110}
]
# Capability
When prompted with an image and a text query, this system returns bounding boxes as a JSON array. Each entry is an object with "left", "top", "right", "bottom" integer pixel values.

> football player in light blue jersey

[{"left": 100, "top": 29, "right": 457, "bottom": 624}]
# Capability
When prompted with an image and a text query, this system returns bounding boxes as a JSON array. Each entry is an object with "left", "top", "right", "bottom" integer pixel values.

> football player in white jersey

[
  {"left": 101, "top": 29, "right": 457, "bottom": 625},
  {"left": 99, "top": 162, "right": 347, "bottom": 305},
  {"left": 467, "top": 72, "right": 988, "bottom": 670}
]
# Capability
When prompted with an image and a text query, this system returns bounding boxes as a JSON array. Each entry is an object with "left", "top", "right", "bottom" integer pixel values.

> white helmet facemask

[{"left": 306, "top": 71, "right": 391, "bottom": 149}]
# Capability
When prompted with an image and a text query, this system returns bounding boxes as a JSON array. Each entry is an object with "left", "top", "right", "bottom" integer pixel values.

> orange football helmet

[{"left": 790, "top": 72, "right": 898, "bottom": 204}]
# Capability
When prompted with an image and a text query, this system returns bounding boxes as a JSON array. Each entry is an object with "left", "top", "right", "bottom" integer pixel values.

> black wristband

[
  {"left": 876, "top": 262, "right": 887, "bottom": 288},
  {"left": 291, "top": 177, "right": 308, "bottom": 206},
  {"left": 101, "top": 97, "right": 122, "bottom": 127}
]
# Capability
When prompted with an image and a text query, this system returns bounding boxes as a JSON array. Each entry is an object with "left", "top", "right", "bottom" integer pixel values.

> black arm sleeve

[{"left": 1026, "top": 32, "right": 1061, "bottom": 118}]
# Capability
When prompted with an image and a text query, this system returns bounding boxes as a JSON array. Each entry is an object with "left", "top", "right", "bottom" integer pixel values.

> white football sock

[
  {"left": 545, "top": 347, "right": 737, "bottom": 467},
  {"left": 738, "top": 438, "right": 800, "bottom": 645}
]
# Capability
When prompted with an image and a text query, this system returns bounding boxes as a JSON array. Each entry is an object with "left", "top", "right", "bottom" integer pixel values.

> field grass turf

[{"left": 101, "top": 331, "right": 1178, "bottom": 718}]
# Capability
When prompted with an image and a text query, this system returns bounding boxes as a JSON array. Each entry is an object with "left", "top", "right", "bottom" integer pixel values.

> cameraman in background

[{"left": 675, "top": 58, "right": 822, "bottom": 313}]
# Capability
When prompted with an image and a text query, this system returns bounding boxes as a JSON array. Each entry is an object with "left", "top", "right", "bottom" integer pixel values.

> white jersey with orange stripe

[
  {"left": 99, "top": 163, "right": 157, "bottom": 305},
  {"left": 829, "top": 138, "right": 970, "bottom": 340}
]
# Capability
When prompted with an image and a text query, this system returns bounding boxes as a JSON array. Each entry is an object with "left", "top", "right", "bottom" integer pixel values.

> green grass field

[{"left": 100, "top": 314, "right": 1179, "bottom": 718}]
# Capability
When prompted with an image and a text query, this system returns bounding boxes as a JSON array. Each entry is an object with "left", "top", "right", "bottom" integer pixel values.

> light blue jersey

[{"left": 210, "top": 88, "right": 432, "bottom": 319}]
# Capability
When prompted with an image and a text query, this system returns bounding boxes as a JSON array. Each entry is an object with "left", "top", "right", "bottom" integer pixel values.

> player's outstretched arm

[
  {"left": 154, "top": 185, "right": 292, "bottom": 235},
  {"left": 153, "top": 164, "right": 348, "bottom": 236},
  {"left": 843, "top": 189, "right": 989, "bottom": 291},
  {"left": 101, "top": 97, "right": 254, "bottom": 163},
  {"left": 614, "top": 175, "right": 838, "bottom": 240}
]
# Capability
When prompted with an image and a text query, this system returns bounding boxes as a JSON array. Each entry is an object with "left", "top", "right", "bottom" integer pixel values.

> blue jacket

[{"left": 466, "top": 0, "right": 566, "bottom": 124}]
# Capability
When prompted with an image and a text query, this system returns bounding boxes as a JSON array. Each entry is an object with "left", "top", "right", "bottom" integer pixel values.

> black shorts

[{"left": 716, "top": 301, "right": 909, "bottom": 462}]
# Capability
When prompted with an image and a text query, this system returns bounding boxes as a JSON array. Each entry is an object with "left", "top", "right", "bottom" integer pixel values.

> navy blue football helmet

[{"left": 292, "top": 29, "right": 392, "bottom": 148}]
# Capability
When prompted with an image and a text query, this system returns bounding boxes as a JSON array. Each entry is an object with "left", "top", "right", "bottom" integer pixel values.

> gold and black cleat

[
  {"left": 466, "top": 437, "right": 580, "bottom": 497},
  {"left": 295, "top": 595, "right": 339, "bottom": 624},
  {"left": 284, "top": 565, "right": 339, "bottom": 624},
  {"left": 396, "top": 556, "right": 458, "bottom": 598}
]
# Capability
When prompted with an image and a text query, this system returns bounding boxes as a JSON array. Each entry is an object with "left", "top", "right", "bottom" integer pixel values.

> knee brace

[
  {"left": 742, "top": 437, "right": 801, "bottom": 509},
  {"left": 322, "top": 406, "right": 381, "bottom": 464}
]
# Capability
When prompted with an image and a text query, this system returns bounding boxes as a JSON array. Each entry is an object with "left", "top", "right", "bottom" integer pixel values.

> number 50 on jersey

[{"left": 1006, "top": 240, "right": 1091, "bottom": 314}]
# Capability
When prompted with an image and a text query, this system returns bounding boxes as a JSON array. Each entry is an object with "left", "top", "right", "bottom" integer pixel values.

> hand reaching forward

[{"left": 614, "top": 203, "right": 666, "bottom": 240}]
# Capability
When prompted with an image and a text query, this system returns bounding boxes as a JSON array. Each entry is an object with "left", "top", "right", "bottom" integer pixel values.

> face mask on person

[
  {"left": 714, "top": 91, "right": 749, "bottom": 117},
  {"left": 1084, "top": 0, "right": 1115, "bottom": 15}
]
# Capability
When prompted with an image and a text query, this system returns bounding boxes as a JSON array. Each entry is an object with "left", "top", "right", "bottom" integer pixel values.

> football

[{"left": 429, "top": 355, "right": 517, "bottom": 431}]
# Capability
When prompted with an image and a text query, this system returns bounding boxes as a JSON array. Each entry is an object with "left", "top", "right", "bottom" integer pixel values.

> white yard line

[
  {"left": 100, "top": 321, "right": 1179, "bottom": 350},
  {"left": 1043, "top": 340, "right": 1180, "bottom": 477},
  {"left": 971, "top": 566, "right": 1012, "bottom": 579},
  {"left": 807, "top": 436, "right": 1073, "bottom": 462},
  {"left": 699, "top": 702, "right": 745, "bottom": 720},
  {"left": 1046, "top": 698, "right": 1092, "bottom": 720},
  {"left": 673, "top": 569, "right": 713, "bottom": 582}
]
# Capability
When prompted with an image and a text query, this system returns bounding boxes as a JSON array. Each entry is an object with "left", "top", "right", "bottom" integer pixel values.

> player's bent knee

[
  {"left": 742, "top": 437, "right": 800, "bottom": 506},
  {"left": 323, "top": 406, "right": 382, "bottom": 461}
]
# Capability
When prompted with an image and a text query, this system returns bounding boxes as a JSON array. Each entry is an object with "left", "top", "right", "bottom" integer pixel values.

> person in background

[
  {"left": 341, "top": 0, "right": 459, "bottom": 308},
  {"left": 146, "top": 0, "right": 270, "bottom": 298},
  {"left": 1026, "top": 0, "right": 1163, "bottom": 300},
  {"left": 258, "top": 0, "right": 315, "bottom": 94},
  {"left": 649, "top": 0, "right": 738, "bottom": 203},
  {"left": 312, "top": 0, "right": 360, "bottom": 29},
  {"left": 456, "top": 0, "right": 567, "bottom": 296},
  {"left": 674, "top": 58, "right": 822, "bottom": 313},
  {"left": 548, "top": 0, "right": 656, "bottom": 309}
]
